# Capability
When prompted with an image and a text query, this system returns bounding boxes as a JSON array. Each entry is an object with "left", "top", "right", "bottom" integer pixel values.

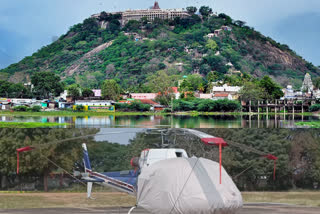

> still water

[{"left": 0, "top": 114, "right": 319, "bottom": 128}]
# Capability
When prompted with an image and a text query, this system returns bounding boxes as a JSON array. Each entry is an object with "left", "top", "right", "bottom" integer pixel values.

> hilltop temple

[
  {"left": 92, "top": 1, "right": 190, "bottom": 25},
  {"left": 301, "top": 73, "right": 314, "bottom": 93}
]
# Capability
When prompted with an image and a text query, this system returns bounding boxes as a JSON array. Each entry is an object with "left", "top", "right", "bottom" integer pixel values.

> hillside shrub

[{"left": 309, "top": 104, "right": 320, "bottom": 112}]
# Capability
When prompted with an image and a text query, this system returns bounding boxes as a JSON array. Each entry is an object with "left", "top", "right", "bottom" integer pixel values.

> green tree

[
  {"left": 146, "top": 70, "right": 177, "bottom": 95},
  {"left": 31, "top": 72, "right": 64, "bottom": 99},
  {"left": 8, "top": 83, "right": 28, "bottom": 98},
  {"left": 239, "top": 82, "right": 267, "bottom": 102},
  {"left": 146, "top": 70, "right": 177, "bottom": 106},
  {"left": 101, "top": 79, "right": 121, "bottom": 100},
  {"left": 218, "top": 13, "right": 233, "bottom": 25},
  {"left": 234, "top": 20, "right": 246, "bottom": 27},
  {"left": 199, "top": 6, "right": 213, "bottom": 18},
  {"left": 67, "top": 84, "right": 81, "bottom": 99},
  {"left": 313, "top": 77, "right": 320, "bottom": 89},
  {"left": 179, "top": 74, "right": 204, "bottom": 92},
  {"left": 207, "top": 71, "right": 219, "bottom": 83},
  {"left": 0, "top": 129, "right": 98, "bottom": 191},
  {"left": 124, "top": 20, "right": 140, "bottom": 32},
  {"left": 205, "top": 39, "right": 218, "bottom": 51},
  {"left": 259, "top": 76, "right": 284, "bottom": 99},
  {"left": 82, "top": 88, "right": 94, "bottom": 97},
  {"left": 186, "top": 6, "right": 197, "bottom": 15}
]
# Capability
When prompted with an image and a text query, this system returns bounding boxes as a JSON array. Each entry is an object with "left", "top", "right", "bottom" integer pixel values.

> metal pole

[{"left": 219, "top": 143, "right": 222, "bottom": 185}]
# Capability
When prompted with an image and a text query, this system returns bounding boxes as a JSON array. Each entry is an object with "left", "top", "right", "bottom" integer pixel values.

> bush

[
  {"left": 13, "top": 106, "right": 29, "bottom": 112},
  {"left": 173, "top": 99, "right": 241, "bottom": 112},
  {"left": 309, "top": 104, "right": 320, "bottom": 112},
  {"left": 115, "top": 101, "right": 151, "bottom": 112},
  {"left": 75, "top": 105, "right": 85, "bottom": 112},
  {"left": 129, "top": 101, "right": 150, "bottom": 111},
  {"left": 30, "top": 106, "right": 41, "bottom": 112},
  {"left": 162, "top": 108, "right": 172, "bottom": 113},
  {"left": 13, "top": 105, "right": 43, "bottom": 112}
]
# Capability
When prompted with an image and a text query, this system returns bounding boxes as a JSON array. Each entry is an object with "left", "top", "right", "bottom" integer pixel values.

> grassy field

[
  {"left": 0, "top": 192, "right": 320, "bottom": 209},
  {"left": 0, "top": 192, "right": 136, "bottom": 209},
  {"left": 295, "top": 121, "right": 320, "bottom": 128},
  {"left": 242, "top": 192, "right": 320, "bottom": 207},
  {"left": 0, "top": 122, "right": 69, "bottom": 128}
]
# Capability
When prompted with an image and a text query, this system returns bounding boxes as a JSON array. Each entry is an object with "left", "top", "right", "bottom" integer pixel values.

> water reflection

[{"left": 0, "top": 114, "right": 319, "bottom": 128}]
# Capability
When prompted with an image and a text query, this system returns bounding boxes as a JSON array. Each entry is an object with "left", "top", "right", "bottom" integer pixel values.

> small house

[
  {"left": 214, "top": 29, "right": 222, "bottom": 36},
  {"left": 130, "top": 93, "right": 158, "bottom": 100},
  {"left": 205, "top": 33, "right": 215, "bottom": 39},
  {"left": 212, "top": 93, "right": 233, "bottom": 101},
  {"left": 92, "top": 89, "right": 102, "bottom": 97},
  {"left": 221, "top": 26, "right": 232, "bottom": 31},
  {"left": 58, "top": 102, "right": 74, "bottom": 109},
  {"left": 199, "top": 94, "right": 213, "bottom": 99}
]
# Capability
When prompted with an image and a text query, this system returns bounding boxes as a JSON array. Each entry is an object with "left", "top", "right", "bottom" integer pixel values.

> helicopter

[{"left": 16, "top": 128, "right": 277, "bottom": 214}]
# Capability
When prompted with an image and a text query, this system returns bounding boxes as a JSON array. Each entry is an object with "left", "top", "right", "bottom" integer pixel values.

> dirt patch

[{"left": 64, "top": 41, "right": 113, "bottom": 76}]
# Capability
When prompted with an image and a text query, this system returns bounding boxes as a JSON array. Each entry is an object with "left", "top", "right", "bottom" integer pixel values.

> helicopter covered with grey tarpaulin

[{"left": 137, "top": 157, "right": 243, "bottom": 214}]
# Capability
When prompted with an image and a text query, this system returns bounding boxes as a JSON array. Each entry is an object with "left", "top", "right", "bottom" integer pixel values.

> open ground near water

[{"left": 1, "top": 192, "right": 320, "bottom": 213}]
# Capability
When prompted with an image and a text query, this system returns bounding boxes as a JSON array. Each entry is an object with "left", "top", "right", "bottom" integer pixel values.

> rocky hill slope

[{"left": 1, "top": 11, "right": 319, "bottom": 90}]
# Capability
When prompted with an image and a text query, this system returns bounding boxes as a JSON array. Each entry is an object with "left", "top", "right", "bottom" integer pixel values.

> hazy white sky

[{"left": 1, "top": 0, "right": 320, "bottom": 68}]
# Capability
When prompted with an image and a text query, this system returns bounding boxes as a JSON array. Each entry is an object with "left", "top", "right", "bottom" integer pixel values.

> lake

[{"left": 0, "top": 114, "right": 319, "bottom": 128}]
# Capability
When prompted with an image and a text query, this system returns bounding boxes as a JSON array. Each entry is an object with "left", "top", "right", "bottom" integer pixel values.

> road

[{"left": 1, "top": 204, "right": 320, "bottom": 214}]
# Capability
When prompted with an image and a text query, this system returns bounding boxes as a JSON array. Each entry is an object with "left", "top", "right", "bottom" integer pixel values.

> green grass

[
  {"left": 0, "top": 110, "right": 316, "bottom": 117},
  {"left": 0, "top": 192, "right": 136, "bottom": 209},
  {"left": 0, "top": 110, "right": 165, "bottom": 117},
  {"left": 0, "top": 122, "right": 69, "bottom": 128},
  {"left": 242, "top": 191, "right": 320, "bottom": 207},
  {"left": 295, "top": 121, "right": 320, "bottom": 128},
  {"left": 1, "top": 192, "right": 320, "bottom": 209}
]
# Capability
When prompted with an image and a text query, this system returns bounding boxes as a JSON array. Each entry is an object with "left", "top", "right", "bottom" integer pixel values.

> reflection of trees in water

[{"left": 0, "top": 128, "right": 99, "bottom": 191}]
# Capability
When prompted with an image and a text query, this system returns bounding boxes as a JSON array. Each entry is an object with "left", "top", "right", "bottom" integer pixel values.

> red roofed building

[
  {"left": 212, "top": 93, "right": 232, "bottom": 100},
  {"left": 138, "top": 99, "right": 159, "bottom": 105},
  {"left": 137, "top": 99, "right": 164, "bottom": 111}
]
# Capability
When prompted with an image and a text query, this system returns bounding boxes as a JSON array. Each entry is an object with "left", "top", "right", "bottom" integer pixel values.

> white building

[
  {"left": 211, "top": 84, "right": 242, "bottom": 100},
  {"left": 211, "top": 84, "right": 241, "bottom": 93},
  {"left": 92, "top": 89, "right": 102, "bottom": 97},
  {"left": 92, "top": 2, "right": 190, "bottom": 26},
  {"left": 75, "top": 100, "right": 113, "bottom": 106},
  {"left": 282, "top": 85, "right": 296, "bottom": 100},
  {"left": 130, "top": 93, "right": 158, "bottom": 100}
]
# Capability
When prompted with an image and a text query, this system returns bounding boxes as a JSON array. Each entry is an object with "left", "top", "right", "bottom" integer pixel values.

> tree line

[{"left": 1, "top": 129, "right": 319, "bottom": 191}]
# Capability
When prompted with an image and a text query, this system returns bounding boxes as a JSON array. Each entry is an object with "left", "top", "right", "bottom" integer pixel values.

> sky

[
  {"left": 0, "top": 0, "right": 320, "bottom": 69},
  {"left": 95, "top": 128, "right": 145, "bottom": 144}
]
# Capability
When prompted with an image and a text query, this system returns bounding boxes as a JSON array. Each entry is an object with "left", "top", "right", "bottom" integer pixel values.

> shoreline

[{"left": 0, "top": 110, "right": 317, "bottom": 117}]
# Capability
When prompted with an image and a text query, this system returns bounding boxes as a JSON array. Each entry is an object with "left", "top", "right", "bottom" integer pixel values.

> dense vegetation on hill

[{"left": 1, "top": 7, "right": 319, "bottom": 91}]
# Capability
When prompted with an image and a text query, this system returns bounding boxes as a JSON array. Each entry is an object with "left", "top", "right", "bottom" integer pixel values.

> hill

[{"left": 1, "top": 9, "right": 319, "bottom": 91}]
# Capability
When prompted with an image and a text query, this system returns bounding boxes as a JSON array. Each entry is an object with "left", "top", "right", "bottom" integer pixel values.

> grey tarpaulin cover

[{"left": 137, "top": 158, "right": 242, "bottom": 214}]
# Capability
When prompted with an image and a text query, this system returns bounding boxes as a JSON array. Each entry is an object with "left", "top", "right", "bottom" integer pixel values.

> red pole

[
  {"left": 219, "top": 143, "right": 222, "bottom": 184},
  {"left": 17, "top": 152, "right": 19, "bottom": 174},
  {"left": 273, "top": 160, "right": 276, "bottom": 181}
]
